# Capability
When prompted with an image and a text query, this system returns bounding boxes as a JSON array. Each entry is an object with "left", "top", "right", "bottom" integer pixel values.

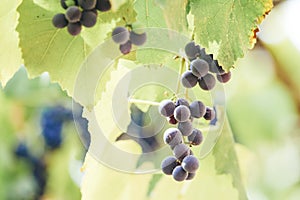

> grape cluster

[
  {"left": 182, "top": 41, "right": 232, "bottom": 91},
  {"left": 112, "top": 26, "right": 147, "bottom": 55},
  {"left": 14, "top": 143, "right": 47, "bottom": 198},
  {"left": 159, "top": 98, "right": 216, "bottom": 181},
  {"left": 41, "top": 106, "right": 73, "bottom": 149},
  {"left": 52, "top": 0, "right": 111, "bottom": 36}
]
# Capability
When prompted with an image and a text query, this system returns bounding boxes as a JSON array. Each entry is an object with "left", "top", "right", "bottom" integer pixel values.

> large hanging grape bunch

[
  {"left": 159, "top": 41, "right": 232, "bottom": 182},
  {"left": 52, "top": 0, "right": 111, "bottom": 35}
]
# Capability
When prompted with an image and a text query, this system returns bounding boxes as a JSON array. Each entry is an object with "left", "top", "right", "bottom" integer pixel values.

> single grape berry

[
  {"left": 119, "top": 40, "right": 132, "bottom": 55},
  {"left": 67, "top": 22, "right": 82, "bottom": 36},
  {"left": 163, "top": 128, "right": 182, "bottom": 147},
  {"left": 198, "top": 73, "right": 216, "bottom": 91},
  {"left": 174, "top": 105, "right": 191, "bottom": 122},
  {"left": 178, "top": 121, "right": 193, "bottom": 136},
  {"left": 173, "top": 144, "right": 190, "bottom": 161},
  {"left": 65, "top": 6, "right": 82, "bottom": 23},
  {"left": 168, "top": 115, "right": 178, "bottom": 125},
  {"left": 79, "top": 0, "right": 97, "bottom": 10},
  {"left": 52, "top": 13, "right": 68, "bottom": 28},
  {"left": 184, "top": 41, "right": 200, "bottom": 60},
  {"left": 188, "top": 129, "right": 203, "bottom": 146},
  {"left": 181, "top": 71, "right": 198, "bottom": 88},
  {"left": 186, "top": 172, "right": 196, "bottom": 180},
  {"left": 189, "top": 100, "right": 206, "bottom": 118},
  {"left": 129, "top": 31, "right": 147, "bottom": 46},
  {"left": 158, "top": 99, "right": 175, "bottom": 117},
  {"left": 182, "top": 155, "right": 199, "bottom": 173},
  {"left": 172, "top": 166, "right": 188, "bottom": 182},
  {"left": 112, "top": 27, "right": 130, "bottom": 44},
  {"left": 15, "top": 142, "right": 29, "bottom": 158},
  {"left": 199, "top": 49, "right": 213, "bottom": 64},
  {"left": 96, "top": 0, "right": 111, "bottom": 12},
  {"left": 203, "top": 107, "right": 216, "bottom": 120},
  {"left": 80, "top": 10, "right": 97, "bottom": 27},
  {"left": 209, "top": 60, "right": 225, "bottom": 75},
  {"left": 175, "top": 98, "right": 189, "bottom": 107},
  {"left": 191, "top": 58, "right": 209, "bottom": 78},
  {"left": 216, "top": 72, "right": 231, "bottom": 83},
  {"left": 161, "top": 156, "right": 178, "bottom": 175}
]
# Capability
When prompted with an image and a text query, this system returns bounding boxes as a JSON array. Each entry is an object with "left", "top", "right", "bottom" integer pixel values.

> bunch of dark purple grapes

[
  {"left": 182, "top": 41, "right": 232, "bottom": 91},
  {"left": 158, "top": 98, "right": 215, "bottom": 181},
  {"left": 111, "top": 26, "right": 147, "bottom": 55},
  {"left": 52, "top": 0, "right": 111, "bottom": 36}
]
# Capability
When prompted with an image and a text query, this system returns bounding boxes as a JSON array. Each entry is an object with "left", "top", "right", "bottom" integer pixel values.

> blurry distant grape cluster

[{"left": 0, "top": 68, "right": 90, "bottom": 199}]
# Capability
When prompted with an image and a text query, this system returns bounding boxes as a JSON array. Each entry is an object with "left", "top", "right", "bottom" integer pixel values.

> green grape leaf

[
  {"left": 0, "top": 0, "right": 23, "bottom": 87},
  {"left": 154, "top": 0, "right": 188, "bottom": 33},
  {"left": 212, "top": 117, "right": 248, "bottom": 200},
  {"left": 146, "top": 174, "right": 162, "bottom": 197},
  {"left": 81, "top": 117, "right": 247, "bottom": 200},
  {"left": 134, "top": 0, "right": 166, "bottom": 28},
  {"left": 190, "top": 0, "right": 273, "bottom": 70},
  {"left": 16, "top": 0, "right": 136, "bottom": 107}
]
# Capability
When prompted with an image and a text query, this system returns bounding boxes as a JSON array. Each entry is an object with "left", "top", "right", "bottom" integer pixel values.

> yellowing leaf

[{"left": 190, "top": 0, "right": 273, "bottom": 70}]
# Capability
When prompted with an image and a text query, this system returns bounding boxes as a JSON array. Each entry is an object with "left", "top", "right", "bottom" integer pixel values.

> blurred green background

[{"left": 0, "top": 0, "right": 300, "bottom": 200}]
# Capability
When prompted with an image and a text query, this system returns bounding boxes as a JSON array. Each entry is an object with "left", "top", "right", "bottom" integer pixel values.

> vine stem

[
  {"left": 128, "top": 98, "right": 160, "bottom": 106},
  {"left": 176, "top": 58, "right": 186, "bottom": 94}
]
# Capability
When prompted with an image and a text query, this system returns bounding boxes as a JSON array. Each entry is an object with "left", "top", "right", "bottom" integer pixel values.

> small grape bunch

[
  {"left": 111, "top": 26, "right": 147, "bottom": 55},
  {"left": 182, "top": 41, "right": 232, "bottom": 91},
  {"left": 52, "top": 0, "right": 111, "bottom": 36},
  {"left": 158, "top": 98, "right": 216, "bottom": 181}
]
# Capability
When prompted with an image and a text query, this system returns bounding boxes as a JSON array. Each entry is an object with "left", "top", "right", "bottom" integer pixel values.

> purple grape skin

[
  {"left": 112, "top": 27, "right": 130, "bottom": 44},
  {"left": 80, "top": 10, "right": 97, "bottom": 27},
  {"left": 161, "top": 156, "right": 178, "bottom": 175},
  {"left": 174, "top": 105, "right": 191, "bottom": 122},
  {"left": 119, "top": 40, "right": 132, "bottom": 55},
  {"left": 175, "top": 98, "right": 190, "bottom": 107},
  {"left": 79, "top": 0, "right": 97, "bottom": 10},
  {"left": 188, "top": 129, "right": 203, "bottom": 146},
  {"left": 182, "top": 155, "right": 199, "bottom": 173},
  {"left": 129, "top": 31, "right": 147, "bottom": 46},
  {"left": 172, "top": 166, "right": 188, "bottom": 182},
  {"left": 163, "top": 128, "right": 182, "bottom": 147},
  {"left": 168, "top": 115, "right": 178, "bottom": 125},
  {"left": 186, "top": 172, "right": 196, "bottom": 180},
  {"left": 203, "top": 107, "right": 216, "bottom": 120},
  {"left": 52, "top": 13, "right": 68, "bottom": 28},
  {"left": 185, "top": 41, "right": 200, "bottom": 60},
  {"left": 198, "top": 73, "right": 216, "bottom": 91},
  {"left": 96, "top": 0, "right": 111, "bottom": 12},
  {"left": 216, "top": 72, "right": 231, "bottom": 83},
  {"left": 178, "top": 121, "right": 193, "bottom": 136},
  {"left": 67, "top": 22, "right": 82, "bottom": 36},
  {"left": 173, "top": 144, "right": 190, "bottom": 161},
  {"left": 65, "top": 6, "right": 82, "bottom": 23},
  {"left": 189, "top": 100, "right": 206, "bottom": 118},
  {"left": 158, "top": 100, "right": 175, "bottom": 117},
  {"left": 191, "top": 58, "right": 209, "bottom": 78},
  {"left": 181, "top": 71, "right": 198, "bottom": 88}
]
